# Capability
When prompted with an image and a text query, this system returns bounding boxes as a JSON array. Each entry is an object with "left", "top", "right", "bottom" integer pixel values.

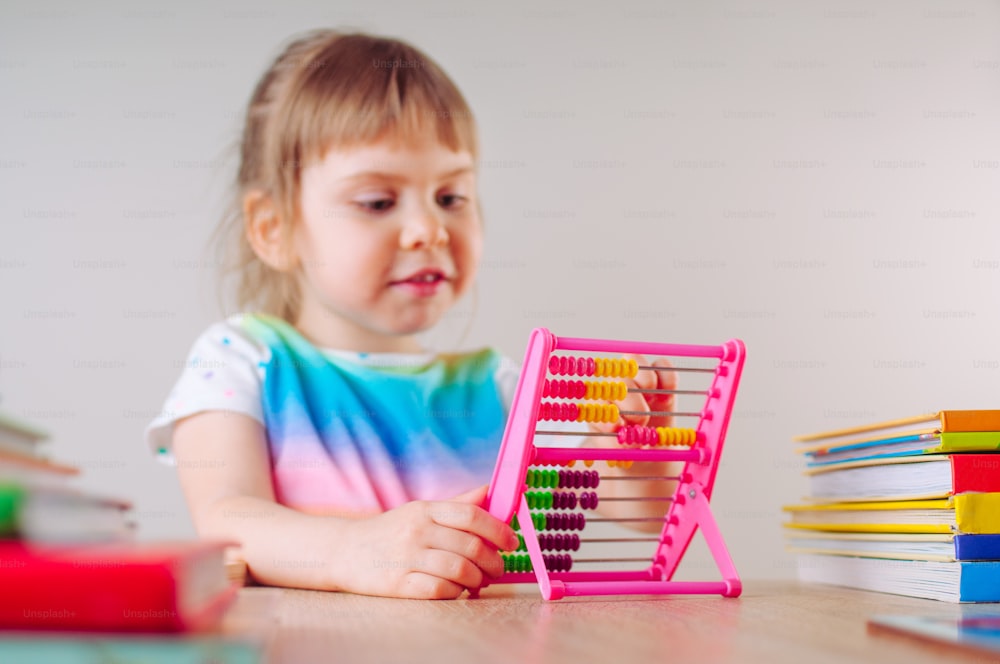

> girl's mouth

[{"left": 391, "top": 269, "right": 449, "bottom": 296}]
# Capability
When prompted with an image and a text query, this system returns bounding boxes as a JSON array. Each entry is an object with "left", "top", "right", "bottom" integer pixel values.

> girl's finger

[
  {"left": 646, "top": 358, "right": 677, "bottom": 429},
  {"left": 447, "top": 484, "right": 489, "bottom": 506},
  {"left": 618, "top": 354, "right": 657, "bottom": 427},
  {"left": 427, "top": 500, "right": 518, "bottom": 552},
  {"left": 399, "top": 571, "right": 465, "bottom": 600},
  {"left": 417, "top": 548, "right": 486, "bottom": 592},
  {"left": 426, "top": 526, "right": 506, "bottom": 580}
]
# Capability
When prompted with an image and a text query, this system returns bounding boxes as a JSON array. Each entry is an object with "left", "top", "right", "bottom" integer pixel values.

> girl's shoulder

[
  {"left": 189, "top": 314, "right": 272, "bottom": 360},
  {"left": 145, "top": 315, "right": 271, "bottom": 464},
  {"left": 168, "top": 314, "right": 274, "bottom": 382}
]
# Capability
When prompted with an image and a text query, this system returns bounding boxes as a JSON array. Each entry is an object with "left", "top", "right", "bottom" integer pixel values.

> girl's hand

[
  {"left": 590, "top": 354, "right": 677, "bottom": 436},
  {"left": 586, "top": 355, "right": 681, "bottom": 531},
  {"left": 335, "top": 485, "right": 519, "bottom": 599}
]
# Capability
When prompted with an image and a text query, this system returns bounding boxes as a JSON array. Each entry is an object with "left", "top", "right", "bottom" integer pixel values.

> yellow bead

[{"left": 584, "top": 459, "right": 594, "bottom": 468}]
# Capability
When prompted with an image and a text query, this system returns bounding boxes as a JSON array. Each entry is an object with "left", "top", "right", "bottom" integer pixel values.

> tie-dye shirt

[{"left": 145, "top": 313, "right": 518, "bottom": 515}]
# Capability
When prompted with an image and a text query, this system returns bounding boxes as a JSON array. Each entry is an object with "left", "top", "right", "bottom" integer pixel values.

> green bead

[{"left": 533, "top": 513, "right": 546, "bottom": 531}]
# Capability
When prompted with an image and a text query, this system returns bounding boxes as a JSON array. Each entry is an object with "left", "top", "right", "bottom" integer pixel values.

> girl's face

[{"left": 291, "top": 138, "right": 482, "bottom": 352}]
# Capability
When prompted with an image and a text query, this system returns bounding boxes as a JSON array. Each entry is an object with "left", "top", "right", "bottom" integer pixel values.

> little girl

[{"left": 147, "top": 30, "right": 676, "bottom": 599}]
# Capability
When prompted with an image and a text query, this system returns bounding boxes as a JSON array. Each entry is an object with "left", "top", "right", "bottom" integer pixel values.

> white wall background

[{"left": 1, "top": 0, "right": 998, "bottom": 582}]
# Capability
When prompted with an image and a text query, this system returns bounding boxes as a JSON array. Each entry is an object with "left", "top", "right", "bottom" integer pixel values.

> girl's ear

[{"left": 243, "top": 190, "right": 295, "bottom": 271}]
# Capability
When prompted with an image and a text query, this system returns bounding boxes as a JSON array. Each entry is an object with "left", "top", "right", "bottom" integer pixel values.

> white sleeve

[
  {"left": 144, "top": 318, "right": 268, "bottom": 465},
  {"left": 494, "top": 353, "right": 522, "bottom": 412}
]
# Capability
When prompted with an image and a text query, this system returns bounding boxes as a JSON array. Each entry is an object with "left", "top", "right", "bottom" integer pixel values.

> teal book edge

[
  {"left": 0, "top": 636, "right": 261, "bottom": 664},
  {"left": 870, "top": 613, "right": 1000, "bottom": 657}
]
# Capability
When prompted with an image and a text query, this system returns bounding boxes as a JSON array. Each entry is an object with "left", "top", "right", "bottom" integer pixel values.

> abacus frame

[{"left": 484, "top": 328, "right": 746, "bottom": 600}]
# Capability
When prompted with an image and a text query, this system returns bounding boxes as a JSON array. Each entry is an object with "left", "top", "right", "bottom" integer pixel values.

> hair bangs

[{"left": 290, "top": 37, "right": 478, "bottom": 166}]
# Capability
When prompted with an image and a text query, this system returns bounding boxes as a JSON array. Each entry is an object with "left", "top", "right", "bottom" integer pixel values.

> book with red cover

[
  {"left": 805, "top": 454, "right": 1000, "bottom": 502},
  {"left": 0, "top": 540, "right": 237, "bottom": 632}
]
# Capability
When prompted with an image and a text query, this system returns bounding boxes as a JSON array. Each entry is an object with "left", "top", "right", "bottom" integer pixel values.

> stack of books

[
  {"left": 0, "top": 408, "right": 249, "bottom": 650},
  {"left": 0, "top": 410, "right": 133, "bottom": 543},
  {"left": 784, "top": 410, "right": 1000, "bottom": 602}
]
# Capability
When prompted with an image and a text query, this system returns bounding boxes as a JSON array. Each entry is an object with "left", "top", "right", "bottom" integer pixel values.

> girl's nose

[{"left": 400, "top": 208, "right": 449, "bottom": 250}]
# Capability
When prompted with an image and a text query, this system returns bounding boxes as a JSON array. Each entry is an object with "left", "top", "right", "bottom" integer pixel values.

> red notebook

[
  {"left": 0, "top": 540, "right": 238, "bottom": 632},
  {"left": 805, "top": 454, "right": 1000, "bottom": 502}
]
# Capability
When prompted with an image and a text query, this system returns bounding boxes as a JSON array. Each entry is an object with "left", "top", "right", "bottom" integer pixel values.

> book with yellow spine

[{"left": 783, "top": 494, "right": 1000, "bottom": 534}]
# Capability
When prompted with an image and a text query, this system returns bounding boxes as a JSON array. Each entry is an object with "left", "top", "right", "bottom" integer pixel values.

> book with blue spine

[
  {"left": 786, "top": 532, "right": 1000, "bottom": 562},
  {"left": 798, "top": 554, "right": 1000, "bottom": 602}
]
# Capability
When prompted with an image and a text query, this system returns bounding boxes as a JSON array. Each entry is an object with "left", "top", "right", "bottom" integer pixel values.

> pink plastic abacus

[{"left": 484, "top": 328, "right": 745, "bottom": 600}]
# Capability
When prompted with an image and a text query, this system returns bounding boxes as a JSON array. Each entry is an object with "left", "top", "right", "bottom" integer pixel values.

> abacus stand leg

[{"left": 655, "top": 483, "right": 742, "bottom": 598}]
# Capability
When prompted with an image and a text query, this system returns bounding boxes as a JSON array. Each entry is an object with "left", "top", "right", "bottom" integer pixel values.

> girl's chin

[
  {"left": 387, "top": 306, "right": 451, "bottom": 334},
  {"left": 392, "top": 318, "right": 443, "bottom": 336}
]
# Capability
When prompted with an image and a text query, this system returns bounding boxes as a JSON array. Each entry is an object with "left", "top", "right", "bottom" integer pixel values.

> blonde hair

[{"left": 217, "top": 30, "right": 479, "bottom": 322}]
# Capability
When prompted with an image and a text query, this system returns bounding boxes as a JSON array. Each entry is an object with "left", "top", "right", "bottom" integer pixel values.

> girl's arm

[{"left": 172, "top": 412, "right": 519, "bottom": 598}]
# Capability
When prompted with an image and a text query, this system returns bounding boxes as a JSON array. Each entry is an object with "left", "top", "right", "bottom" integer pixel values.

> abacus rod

[
  {"left": 598, "top": 496, "right": 674, "bottom": 502},
  {"left": 636, "top": 365, "right": 716, "bottom": 373},
  {"left": 534, "top": 430, "right": 616, "bottom": 437},
  {"left": 573, "top": 557, "right": 655, "bottom": 564},
  {"left": 586, "top": 517, "right": 668, "bottom": 523},
  {"left": 580, "top": 537, "right": 661, "bottom": 543},
  {"left": 598, "top": 475, "right": 683, "bottom": 481},
  {"left": 534, "top": 430, "right": 697, "bottom": 439},
  {"left": 631, "top": 388, "right": 709, "bottom": 396},
  {"left": 619, "top": 409, "right": 702, "bottom": 417}
]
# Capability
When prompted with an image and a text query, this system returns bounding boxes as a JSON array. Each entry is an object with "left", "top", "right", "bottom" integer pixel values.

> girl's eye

[
  {"left": 438, "top": 193, "right": 468, "bottom": 209},
  {"left": 356, "top": 198, "right": 395, "bottom": 213}
]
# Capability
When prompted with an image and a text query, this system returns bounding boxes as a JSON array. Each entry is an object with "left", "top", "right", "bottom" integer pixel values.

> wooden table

[{"left": 222, "top": 580, "right": 998, "bottom": 663}]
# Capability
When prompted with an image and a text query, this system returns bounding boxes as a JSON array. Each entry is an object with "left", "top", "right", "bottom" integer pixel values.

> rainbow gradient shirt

[{"left": 146, "top": 314, "right": 513, "bottom": 515}]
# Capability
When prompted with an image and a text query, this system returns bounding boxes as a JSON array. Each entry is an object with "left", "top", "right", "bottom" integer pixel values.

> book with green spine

[{"left": 0, "top": 481, "right": 132, "bottom": 542}]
